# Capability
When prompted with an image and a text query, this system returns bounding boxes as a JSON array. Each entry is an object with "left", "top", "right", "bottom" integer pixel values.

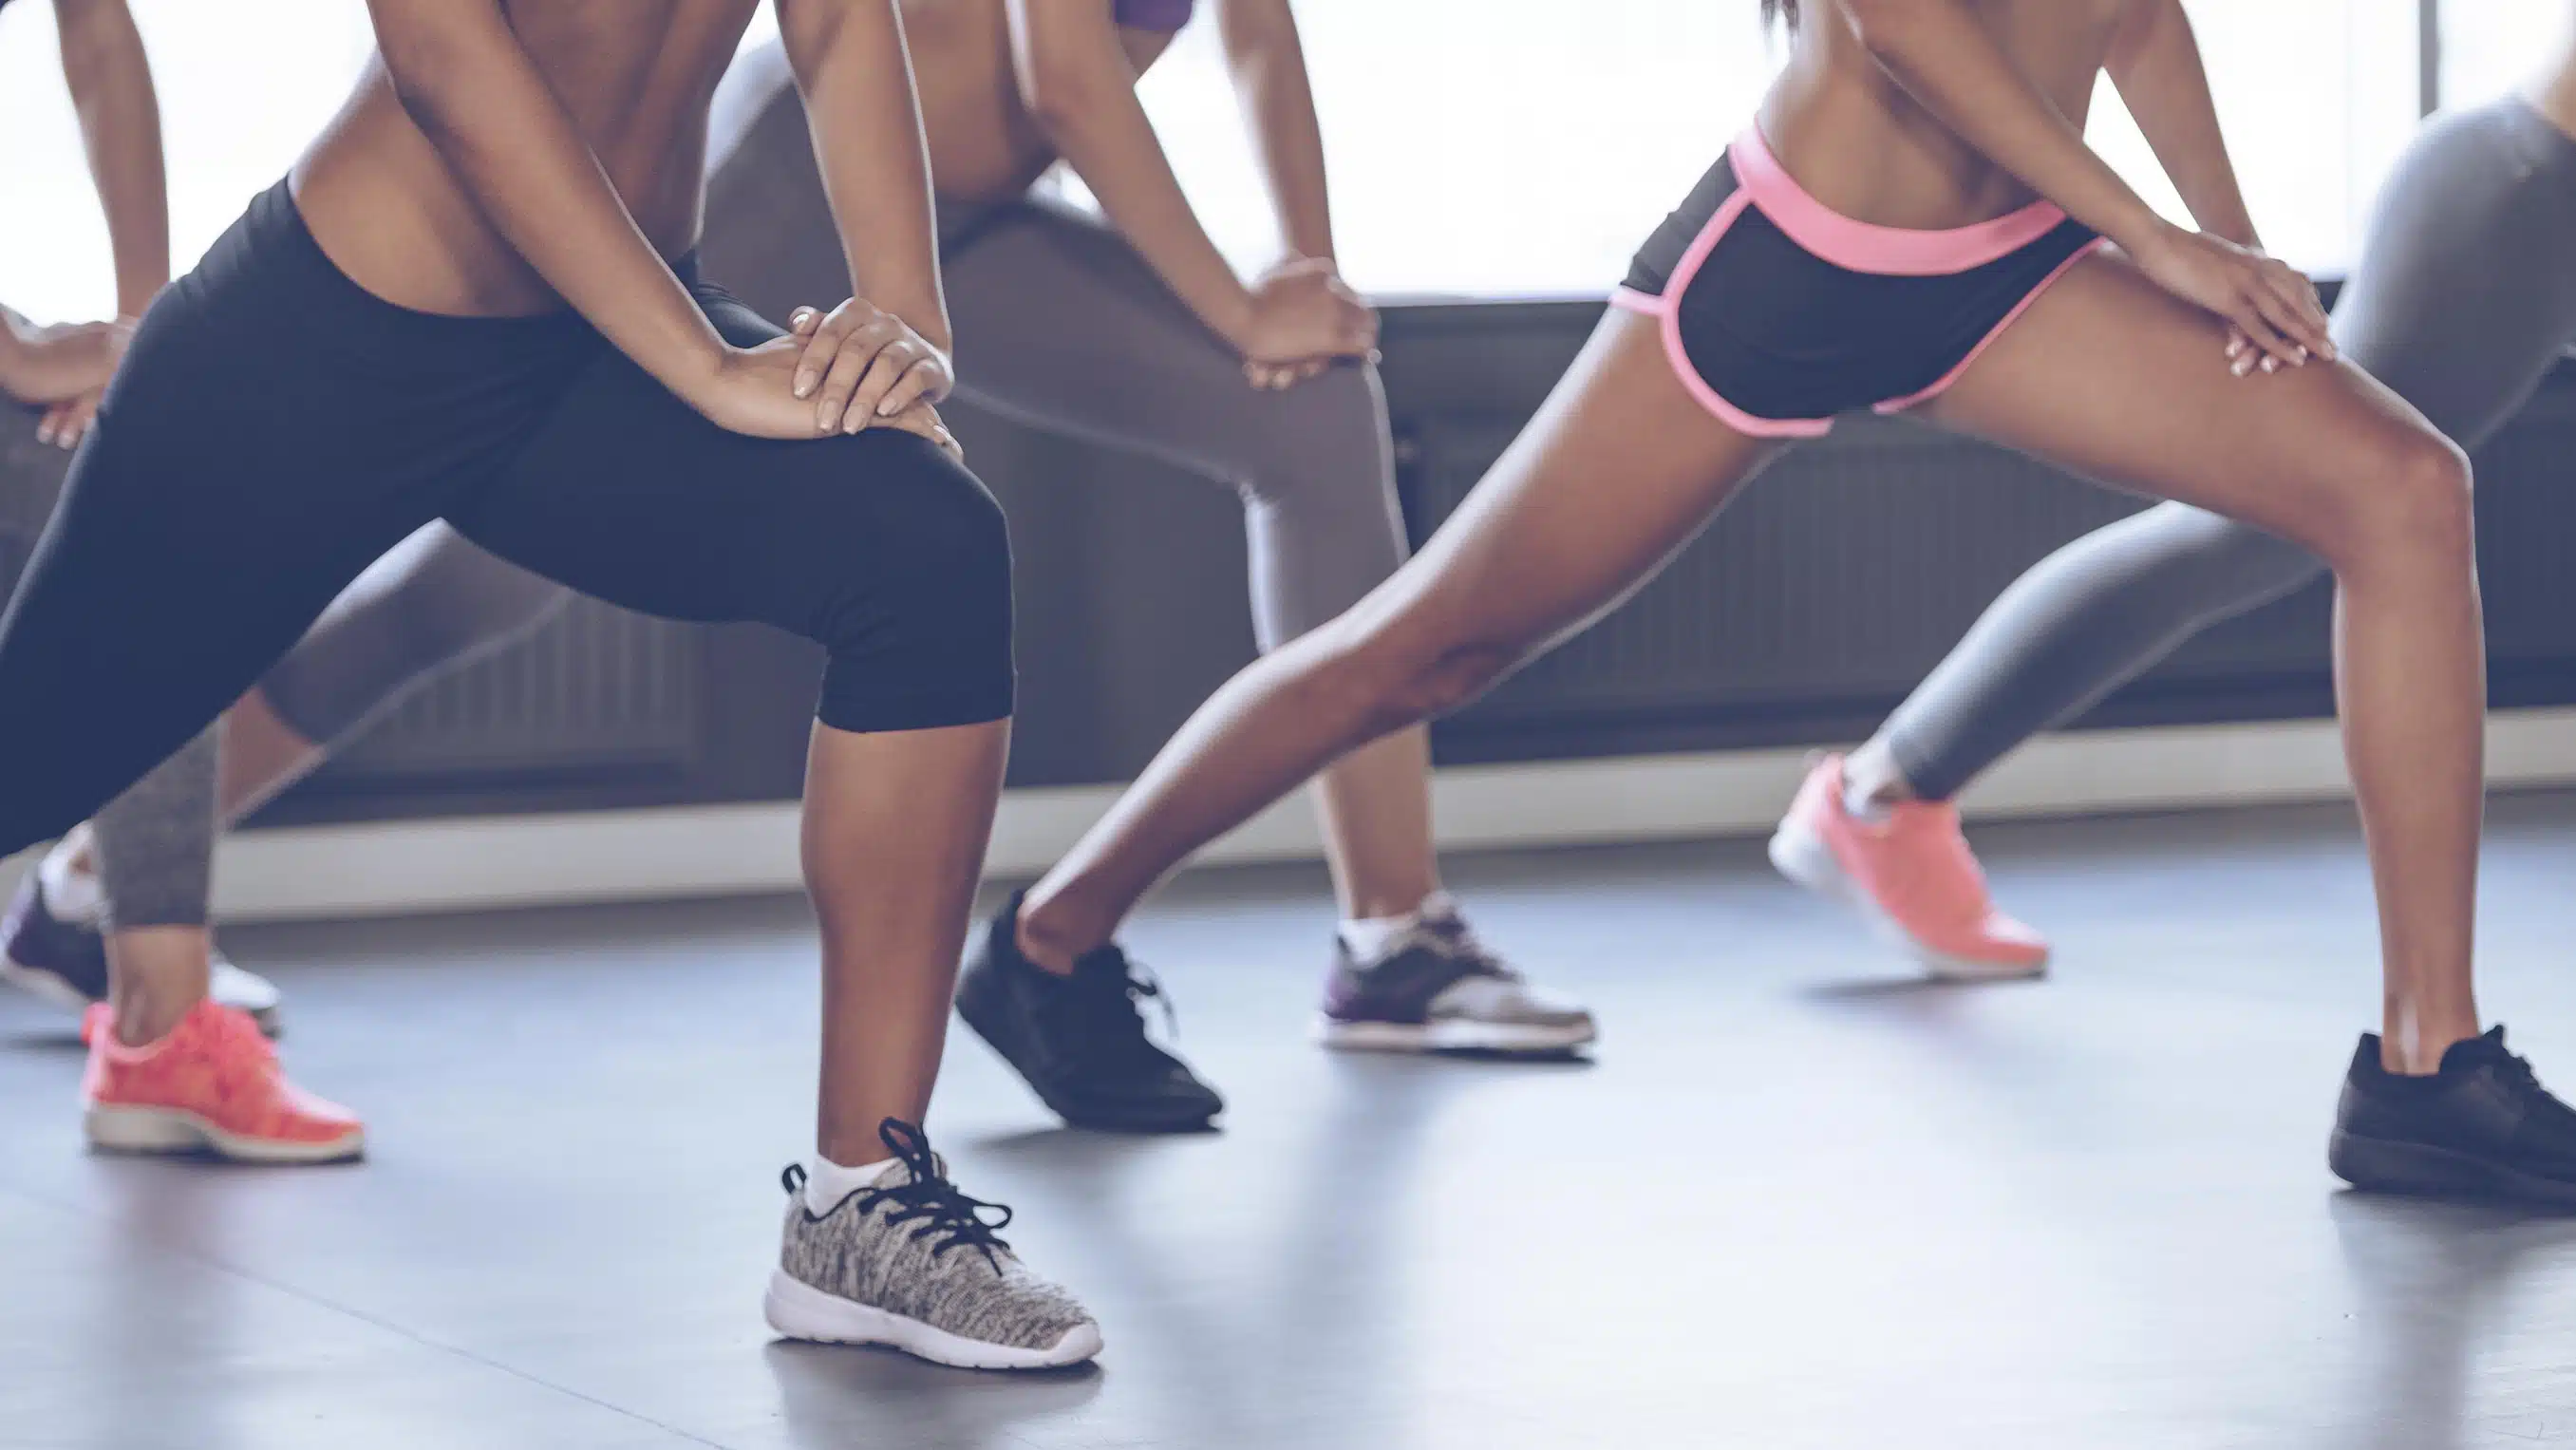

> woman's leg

[
  {"left": 940, "top": 203, "right": 1437, "bottom": 919},
  {"left": 0, "top": 405, "right": 271, "bottom": 1034},
  {"left": 1870, "top": 100, "right": 2576, "bottom": 808},
  {"left": 1784, "top": 100, "right": 2576, "bottom": 983},
  {"left": 456, "top": 425, "right": 1013, "bottom": 1158},
  {"left": 447, "top": 291, "right": 1019, "bottom": 1154},
  {"left": 1916, "top": 250, "right": 2483, "bottom": 1069},
  {"left": 0, "top": 406, "right": 231, "bottom": 1029},
  {"left": 220, "top": 523, "right": 571, "bottom": 818},
  {"left": 447, "top": 298, "right": 1099, "bottom": 1367},
  {"left": 1015, "top": 310, "right": 1780, "bottom": 962},
  {"left": 22, "top": 514, "right": 566, "bottom": 1035}
]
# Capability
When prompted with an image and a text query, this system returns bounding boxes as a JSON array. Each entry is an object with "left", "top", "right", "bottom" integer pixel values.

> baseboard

[{"left": 11, "top": 708, "right": 2575, "bottom": 924}]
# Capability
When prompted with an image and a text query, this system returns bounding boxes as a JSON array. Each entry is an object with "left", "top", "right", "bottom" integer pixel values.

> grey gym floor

[{"left": 8, "top": 794, "right": 2576, "bottom": 1449}]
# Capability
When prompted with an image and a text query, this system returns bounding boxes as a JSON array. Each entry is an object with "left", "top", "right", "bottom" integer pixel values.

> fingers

[
  {"left": 809, "top": 314, "right": 904, "bottom": 432},
  {"left": 874, "top": 404, "right": 963, "bottom": 462},
  {"left": 2227, "top": 296, "right": 2301, "bottom": 376},
  {"left": 1242, "top": 355, "right": 1341, "bottom": 391},
  {"left": 2263, "top": 263, "right": 2336, "bottom": 361},
  {"left": 840, "top": 344, "right": 919, "bottom": 432},
  {"left": 873, "top": 355, "right": 946, "bottom": 421},
  {"left": 792, "top": 299, "right": 889, "bottom": 407},
  {"left": 36, "top": 393, "right": 99, "bottom": 448}
]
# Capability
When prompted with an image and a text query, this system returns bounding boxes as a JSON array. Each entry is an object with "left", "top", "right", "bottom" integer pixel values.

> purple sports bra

[{"left": 1114, "top": 0, "right": 1195, "bottom": 33}]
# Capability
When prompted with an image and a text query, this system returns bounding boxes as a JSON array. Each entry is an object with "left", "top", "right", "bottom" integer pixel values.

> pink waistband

[{"left": 1730, "top": 125, "right": 2070, "bottom": 276}]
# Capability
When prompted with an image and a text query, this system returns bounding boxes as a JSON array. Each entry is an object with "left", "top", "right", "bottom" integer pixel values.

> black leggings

[{"left": 0, "top": 181, "right": 1015, "bottom": 857}]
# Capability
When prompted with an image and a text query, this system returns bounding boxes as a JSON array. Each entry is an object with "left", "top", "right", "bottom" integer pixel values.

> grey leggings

[
  {"left": 0, "top": 405, "right": 563, "bottom": 927},
  {"left": 1883, "top": 99, "right": 2576, "bottom": 800},
  {"left": 704, "top": 44, "right": 1406, "bottom": 652}
]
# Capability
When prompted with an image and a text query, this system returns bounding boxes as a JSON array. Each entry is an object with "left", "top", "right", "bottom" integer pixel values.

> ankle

[
  {"left": 2381, "top": 1003, "right": 2482, "bottom": 1074},
  {"left": 108, "top": 984, "right": 202, "bottom": 1047},
  {"left": 105, "top": 926, "right": 216, "bottom": 1046},
  {"left": 1013, "top": 892, "right": 1090, "bottom": 976},
  {"left": 1842, "top": 740, "right": 1919, "bottom": 813}
]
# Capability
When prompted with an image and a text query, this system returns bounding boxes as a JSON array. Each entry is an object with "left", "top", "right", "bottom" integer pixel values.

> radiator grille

[{"left": 312, "top": 596, "right": 702, "bottom": 783}]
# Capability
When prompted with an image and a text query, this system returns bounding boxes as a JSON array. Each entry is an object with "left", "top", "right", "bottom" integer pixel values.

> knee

[
  {"left": 810, "top": 443, "right": 1016, "bottom": 731},
  {"left": 1326, "top": 610, "right": 1523, "bottom": 735},
  {"left": 2310, "top": 428, "right": 2474, "bottom": 574},
  {"left": 1239, "top": 362, "right": 1398, "bottom": 511}
]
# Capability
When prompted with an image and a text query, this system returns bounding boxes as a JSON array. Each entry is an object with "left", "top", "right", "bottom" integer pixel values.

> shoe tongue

[
  {"left": 874, "top": 1152, "right": 947, "bottom": 1188},
  {"left": 2439, "top": 1025, "right": 2511, "bottom": 1075}
]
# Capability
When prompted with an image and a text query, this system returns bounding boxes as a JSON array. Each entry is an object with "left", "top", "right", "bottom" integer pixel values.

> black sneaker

[
  {"left": 0, "top": 872, "right": 107, "bottom": 1012},
  {"left": 955, "top": 893, "right": 1224, "bottom": 1133},
  {"left": 0, "top": 872, "right": 283, "bottom": 1036},
  {"left": 2329, "top": 1026, "right": 2576, "bottom": 1207}
]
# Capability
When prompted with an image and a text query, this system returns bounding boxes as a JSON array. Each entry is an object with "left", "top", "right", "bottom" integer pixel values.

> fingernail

[
  {"left": 2225, "top": 337, "right": 2243, "bottom": 357},
  {"left": 2233, "top": 358, "right": 2252, "bottom": 377},
  {"left": 876, "top": 399, "right": 900, "bottom": 417},
  {"left": 2294, "top": 348, "right": 2309, "bottom": 366},
  {"left": 2261, "top": 356, "right": 2279, "bottom": 373}
]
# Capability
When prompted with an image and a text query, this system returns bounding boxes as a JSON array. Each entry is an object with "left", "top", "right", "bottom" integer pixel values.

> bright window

[
  {"left": 1117, "top": 0, "right": 2420, "bottom": 292},
  {"left": 0, "top": 1, "right": 2460, "bottom": 322},
  {"left": 2442, "top": 0, "right": 2570, "bottom": 109},
  {"left": 0, "top": 1, "right": 375, "bottom": 324}
]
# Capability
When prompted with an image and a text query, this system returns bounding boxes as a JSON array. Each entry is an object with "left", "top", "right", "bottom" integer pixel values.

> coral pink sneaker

[
  {"left": 1768, "top": 755, "right": 2049, "bottom": 981},
  {"left": 81, "top": 1000, "right": 364, "bottom": 1163}
]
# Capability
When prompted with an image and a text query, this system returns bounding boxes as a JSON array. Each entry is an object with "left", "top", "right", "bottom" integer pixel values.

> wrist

[
  {"left": 2117, "top": 215, "right": 2188, "bottom": 263},
  {"left": 1207, "top": 281, "right": 1259, "bottom": 352},
  {"left": 678, "top": 337, "right": 743, "bottom": 409}
]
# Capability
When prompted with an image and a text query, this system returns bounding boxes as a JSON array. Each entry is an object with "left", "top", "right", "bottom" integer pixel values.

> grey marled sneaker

[
  {"left": 1316, "top": 907, "right": 1598, "bottom": 1055},
  {"left": 763, "top": 1120, "right": 1102, "bottom": 1370}
]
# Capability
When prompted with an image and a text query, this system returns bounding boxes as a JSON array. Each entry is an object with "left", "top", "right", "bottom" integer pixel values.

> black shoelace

[
  {"left": 1421, "top": 913, "right": 1518, "bottom": 982},
  {"left": 2493, "top": 1051, "right": 2576, "bottom": 1128},
  {"left": 1047, "top": 946, "right": 1180, "bottom": 1068},
  {"left": 783, "top": 1119, "right": 1014, "bottom": 1271}
]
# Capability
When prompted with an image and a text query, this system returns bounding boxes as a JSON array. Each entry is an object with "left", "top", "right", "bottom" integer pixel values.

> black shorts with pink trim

[{"left": 1614, "top": 127, "right": 2107, "bottom": 438}]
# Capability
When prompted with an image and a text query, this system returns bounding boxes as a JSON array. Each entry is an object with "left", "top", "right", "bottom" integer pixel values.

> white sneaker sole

[
  {"left": 1768, "top": 815, "right": 2047, "bottom": 983},
  {"left": 1313, "top": 1016, "right": 1598, "bottom": 1055},
  {"left": 84, "top": 1104, "right": 364, "bottom": 1164},
  {"left": 763, "top": 1269, "right": 1102, "bottom": 1371}
]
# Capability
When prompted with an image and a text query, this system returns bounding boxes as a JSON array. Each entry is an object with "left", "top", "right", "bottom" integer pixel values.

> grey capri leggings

[
  {"left": 1881, "top": 99, "right": 2576, "bottom": 800},
  {"left": 0, "top": 411, "right": 561, "bottom": 929},
  {"left": 705, "top": 42, "right": 1407, "bottom": 653}
]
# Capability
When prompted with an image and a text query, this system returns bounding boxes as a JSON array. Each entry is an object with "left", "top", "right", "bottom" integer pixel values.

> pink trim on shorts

[
  {"left": 1729, "top": 125, "right": 2071, "bottom": 276},
  {"left": 1608, "top": 287, "right": 1664, "bottom": 317},
  {"left": 1626, "top": 189, "right": 1837, "bottom": 439},
  {"left": 1872, "top": 236, "right": 2113, "bottom": 415}
]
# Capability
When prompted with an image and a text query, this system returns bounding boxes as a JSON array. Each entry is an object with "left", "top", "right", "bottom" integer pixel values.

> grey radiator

[{"left": 310, "top": 596, "right": 702, "bottom": 785}]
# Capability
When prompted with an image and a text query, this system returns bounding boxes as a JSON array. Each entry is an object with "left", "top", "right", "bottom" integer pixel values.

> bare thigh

[
  {"left": 1919, "top": 251, "right": 2454, "bottom": 544},
  {"left": 1346, "top": 310, "right": 1779, "bottom": 668}
]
